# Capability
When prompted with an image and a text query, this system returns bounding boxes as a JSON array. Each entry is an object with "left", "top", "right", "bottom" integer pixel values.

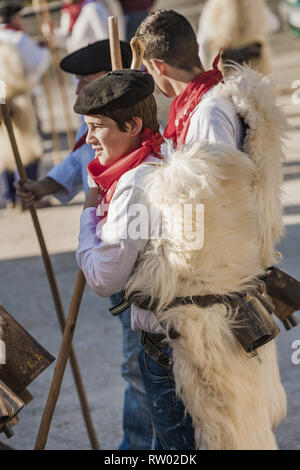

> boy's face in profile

[{"left": 84, "top": 114, "right": 142, "bottom": 166}]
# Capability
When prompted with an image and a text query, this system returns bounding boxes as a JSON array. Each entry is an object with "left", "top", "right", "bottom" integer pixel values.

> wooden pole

[
  {"left": 108, "top": 17, "right": 123, "bottom": 70},
  {"left": 32, "top": 0, "right": 62, "bottom": 165},
  {"left": 130, "top": 37, "right": 145, "bottom": 70},
  {"left": 0, "top": 103, "right": 99, "bottom": 450},
  {"left": 34, "top": 270, "right": 86, "bottom": 450},
  {"left": 37, "top": 0, "right": 75, "bottom": 149}
]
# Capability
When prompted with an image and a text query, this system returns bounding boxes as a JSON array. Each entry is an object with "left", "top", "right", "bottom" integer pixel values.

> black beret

[
  {"left": 60, "top": 40, "right": 132, "bottom": 76},
  {"left": 0, "top": 1, "right": 22, "bottom": 23},
  {"left": 74, "top": 69, "right": 155, "bottom": 115}
]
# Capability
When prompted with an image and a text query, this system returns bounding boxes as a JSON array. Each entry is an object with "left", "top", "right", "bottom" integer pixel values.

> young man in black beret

[
  {"left": 16, "top": 41, "right": 154, "bottom": 451},
  {"left": 74, "top": 69, "right": 196, "bottom": 450}
]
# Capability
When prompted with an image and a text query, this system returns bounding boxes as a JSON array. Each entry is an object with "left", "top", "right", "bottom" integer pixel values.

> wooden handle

[
  {"left": 130, "top": 37, "right": 145, "bottom": 70},
  {"left": 108, "top": 17, "right": 123, "bottom": 71},
  {"left": 34, "top": 271, "right": 87, "bottom": 450}
]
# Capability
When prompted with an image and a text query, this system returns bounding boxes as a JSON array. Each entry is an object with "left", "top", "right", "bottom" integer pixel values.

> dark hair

[
  {"left": 136, "top": 10, "right": 201, "bottom": 71},
  {"left": 101, "top": 95, "right": 159, "bottom": 133}
]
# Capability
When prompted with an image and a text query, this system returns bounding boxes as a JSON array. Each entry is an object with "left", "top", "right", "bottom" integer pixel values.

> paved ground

[{"left": 0, "top": 29, "right": 300, "bottom": 450}]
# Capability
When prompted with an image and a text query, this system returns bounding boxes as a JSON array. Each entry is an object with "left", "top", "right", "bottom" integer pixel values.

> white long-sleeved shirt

[
  {"left": 77, "top": 91, "right": 245, "bottom": 334},
  {"left": 0, "top": 26, "right": 51, "bottom": 88},
  {"left": 55, "top": 1, "right": 109, "bottom": 53}
]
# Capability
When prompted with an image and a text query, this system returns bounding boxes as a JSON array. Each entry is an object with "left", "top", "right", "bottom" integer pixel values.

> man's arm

[{"left": 14, "top": 177, "right": 66, "bottom": 207}]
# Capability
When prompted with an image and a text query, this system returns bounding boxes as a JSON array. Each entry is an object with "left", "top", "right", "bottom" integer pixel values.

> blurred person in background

[
  {"left": 42, "top": 0, "right": 119, "bottom": 53},
  {"left": 197, "top": 0, "right": 279, "bottom": 75},
  {"left": 119, "top": 0, "right": 155, "bottom": 41},
  {"left": 0, "top": 0, "right": 50, "bottom": 208}
]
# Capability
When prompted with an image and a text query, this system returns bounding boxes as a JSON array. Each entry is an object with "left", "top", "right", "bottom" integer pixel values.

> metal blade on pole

[{"left": 0, "top": 102, "right": 99, "bottom": 450}]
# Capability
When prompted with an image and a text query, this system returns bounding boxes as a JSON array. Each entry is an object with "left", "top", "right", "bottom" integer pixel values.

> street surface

[{"left": 0, "top": 30, "right": 300, "bottom": 450}]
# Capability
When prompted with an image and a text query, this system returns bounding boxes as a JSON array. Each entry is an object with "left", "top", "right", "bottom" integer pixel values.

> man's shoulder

[{"left": 196, "top": 91, "right": 238, "bottom": 120}]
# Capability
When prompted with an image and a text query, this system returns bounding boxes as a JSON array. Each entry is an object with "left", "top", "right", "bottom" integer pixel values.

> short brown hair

[
  {"left": 101, "top": 94, "right": 159, "bottom": 133},
  {"left": 136, "top": 10, "right": 201, "bottom": 72}
]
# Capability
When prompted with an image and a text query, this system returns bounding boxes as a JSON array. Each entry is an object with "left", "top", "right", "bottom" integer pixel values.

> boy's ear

[
  {"left": 126, "top": 117, "right": 143, "bottom": 136},
  {"left": 150, "top": 58, "right": 166, "bottom": 77}
]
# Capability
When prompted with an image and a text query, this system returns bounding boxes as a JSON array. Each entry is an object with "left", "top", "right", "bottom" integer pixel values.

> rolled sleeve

[{"left": 47, "top": 150, "right": 83, "bottom": 204}]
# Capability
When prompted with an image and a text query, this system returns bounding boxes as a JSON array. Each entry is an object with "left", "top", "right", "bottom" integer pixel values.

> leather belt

[{"left": 141, "top": 332, "right": 172, "bottom": 370}]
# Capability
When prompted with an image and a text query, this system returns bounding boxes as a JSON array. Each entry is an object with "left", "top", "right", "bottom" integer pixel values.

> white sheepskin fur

[
  {"left": 198, "top": 0, "right": 272, "bottom": 76},
  {"left": 125, "top": 67, "right": 287, "bottom": 449},
  {"left": 0, "top": 43, "right": 42, "bottom": 172}
]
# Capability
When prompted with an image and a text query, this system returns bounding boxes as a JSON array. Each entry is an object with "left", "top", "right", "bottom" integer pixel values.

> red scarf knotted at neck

[
  {"left": 164, "top": 53, "right": 223, "bottom": 149},
  {"left": 88, "top": 128, "right": 164, "bottom": 207},
  {"left": 4, "top": 24, "right": 23, "bottom": 32}
]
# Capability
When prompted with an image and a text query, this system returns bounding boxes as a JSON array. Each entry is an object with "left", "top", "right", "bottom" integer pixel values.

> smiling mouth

[{"left": 94, "top": 148, "right": 103, "bottom": 157}]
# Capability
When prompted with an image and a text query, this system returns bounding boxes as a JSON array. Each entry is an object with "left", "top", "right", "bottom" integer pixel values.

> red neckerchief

[
  {"left": 164, "top": 53, "right": 223, "bottom": 149},
  {"left": 73, "top": 131, "right": 88, "bottom": 152},
  {"left": 88, "top": 128, "right": 164, "bottom": 206},
  {"left": 61, "top": 1, "right": 84, "bottom": 34},
  {"left": 3, "top": 24, "right": 23, "bottom": 32}
]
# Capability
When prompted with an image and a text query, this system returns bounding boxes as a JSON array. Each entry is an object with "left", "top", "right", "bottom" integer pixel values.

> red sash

[{"left": 164, "top": 53, "right": 223, "bottom": 149}]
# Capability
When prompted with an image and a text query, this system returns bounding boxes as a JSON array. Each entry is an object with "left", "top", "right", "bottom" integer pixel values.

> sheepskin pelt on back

[
  {"left": 0, "top": 42, "right": 42, "bottom": 172},
  {"left": 198, "top": 0, "right": 272, "bottom": 76},
  {"left": 125, "top": 67, "right": 287, "bottom": 449}
]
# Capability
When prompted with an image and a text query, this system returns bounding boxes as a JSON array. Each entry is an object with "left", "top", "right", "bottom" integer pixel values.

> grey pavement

[{"left": 0, "top": 29, "right": 300, "bottom": 450}]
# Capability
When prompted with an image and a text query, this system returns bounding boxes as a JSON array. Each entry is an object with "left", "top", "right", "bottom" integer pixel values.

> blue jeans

[
  {"left": 138, "top": 338, "right": 196, "bottom": 450},
  {"left": 1, "top": 161, "right": 39, "bottom": 203},
  {"left": 110, "top": 292, "right": 153, "bottom": 450}
]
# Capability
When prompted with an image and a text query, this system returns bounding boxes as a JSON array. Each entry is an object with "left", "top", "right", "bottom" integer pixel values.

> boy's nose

[{"left": 86, "top": 130, "right": 98, "bottom": 145}]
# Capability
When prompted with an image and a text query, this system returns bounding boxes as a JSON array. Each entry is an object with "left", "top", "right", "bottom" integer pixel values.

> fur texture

[
  {"left": 126, "top": 68, "right": 287, "bottom": 449},
  {"left": 198, "top": 0, "right": 272, "bottom": 76},
  {"left": 0, "top": 43, "right": 42, "bottom": 172}
]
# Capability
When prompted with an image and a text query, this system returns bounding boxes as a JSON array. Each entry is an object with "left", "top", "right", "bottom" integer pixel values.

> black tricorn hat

[
  {"left": 60, "top": 39, "right": 132, "bottom": 76},
  {"left": 0, "top": 1, "right": 22, "bottom": 23},
  {"left": 74, "top": 69, "right": 155, "bottom": 116}
]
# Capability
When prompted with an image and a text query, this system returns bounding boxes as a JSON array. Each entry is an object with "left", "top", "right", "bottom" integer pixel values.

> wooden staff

[
  {"left": 0, "top": 103, "right": 99, "bottom": 450},
  {"left": 37, "top": 0, "right": 75, "bottom": 149},
  {"left": 33, "top": 18, "right": 145, "bottom": 451},
  {"left": 32, "top": 0, "right": 62, "bottom": 165},
  {"left": 108, "top": 17, "right": 123, "bottom": 70},
  {"left": 34, "top": 270, "right": 86, "bottom": 450}
]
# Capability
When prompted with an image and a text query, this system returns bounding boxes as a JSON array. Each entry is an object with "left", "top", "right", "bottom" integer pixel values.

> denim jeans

[
  {"left": 1, "top": 161, "right": 39, "bottom": 203},
  {"left": 138, "top": 339, "right": 196, "bottom": 450},
  {"left": 110, "top": 292, "right": 153, "bottom": 450}
]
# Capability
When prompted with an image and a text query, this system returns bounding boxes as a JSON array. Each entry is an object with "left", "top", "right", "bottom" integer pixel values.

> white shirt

[
  {"left": 55, "top": 1, "right": 109, "bottom": 52},
  {"left": 0, "top": 26, "right": 51, "bottom": 88},
  {"left": 76, "top": 91, "right": 245, "bottom": 334},
  {"left": 76, "top": 154, "right": 163, "bottom": 335}
]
